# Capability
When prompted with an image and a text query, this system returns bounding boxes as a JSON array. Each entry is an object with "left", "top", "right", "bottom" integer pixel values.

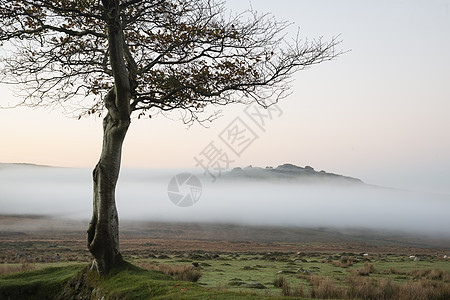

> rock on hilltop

[{"left": 222, "top": 163, "right": 363, "bottom": 184}]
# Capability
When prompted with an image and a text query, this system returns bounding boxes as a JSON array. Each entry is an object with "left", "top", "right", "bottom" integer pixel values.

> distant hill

[
  {"left": 0, "top": 163, "right": 55, "bottom": 169},
  {"left": 0, "top": 162, "right": 363, "bottom": 185},
  {"left": 221, "top": 163, "right": 364, "bottom": 184}
]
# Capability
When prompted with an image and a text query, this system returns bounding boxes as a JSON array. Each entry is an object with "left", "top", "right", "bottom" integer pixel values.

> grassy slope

[
  {"left": 0, "top": 264, "right": 84, "bottom": 299},
  {"left": 0, "top": 262, "right": 278, "bottom": 300}
]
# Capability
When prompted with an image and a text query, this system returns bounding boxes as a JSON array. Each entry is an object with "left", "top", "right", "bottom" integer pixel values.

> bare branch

[{"left": 0, "top": 0, "right": 342, "bottom": 124}]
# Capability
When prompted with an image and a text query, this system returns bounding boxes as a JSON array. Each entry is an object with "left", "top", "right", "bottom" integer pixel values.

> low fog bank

[{"left": 0, "top": 165, "right": 449, "bottom": 236}]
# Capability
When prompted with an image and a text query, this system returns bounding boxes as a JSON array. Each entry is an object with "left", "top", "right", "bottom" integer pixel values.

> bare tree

[{"left": 0, "top": 0, "right": 340, "bottom": 274}]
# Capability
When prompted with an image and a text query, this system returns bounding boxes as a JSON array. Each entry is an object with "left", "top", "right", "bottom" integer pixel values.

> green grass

[
  {"left": 0, "top": 261, "right": 278, "bottom": 299},
  {"left": 136, "top": 254, "right": 340, "bottom": 296},
  {"left": 0, "top": 264, "right": 84, "bottom": 299},
  {"left": 135, "top": 252, "right": 450, "bottom": 297},
  {"left": 74, "top": 261, "right": 279, "bottom": 299},
  {"left": 1, "top": 253, "right": 449, "bottom": 299}
]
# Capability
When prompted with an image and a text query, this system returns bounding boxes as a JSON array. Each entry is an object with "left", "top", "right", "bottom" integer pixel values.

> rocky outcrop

[{"left": 225, "top": 163, "right": 363, "bottom": 184}]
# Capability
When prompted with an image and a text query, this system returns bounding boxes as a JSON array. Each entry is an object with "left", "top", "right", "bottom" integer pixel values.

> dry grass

[
  {"left": 138, "top": 261, "right": 202, "bottom": 282},
  {"left": 408, "top": 269, "right": 450, "bottom": 281},
  {"left": 347, "top": 276, "right": 397, "bottom": 299},
  {"left": 348, "top": 262, "right": 376, "bottom": 276},
  {"left": 383, "top": 267, "right": 406, "bottom": 275},
  {"left": 359, "top": 262, "right": 375, "bottom": 275},
  {"left": 285, "top": 282, "right": 304, "bottom": 297},
  {"left": 309, "top": 275, "right": 346, "bottom": 299},
  {"left": 346, "top": 275, "right": 450, "bottom": 300},
  {"left": 273, "top": 275, "right": 287, "bottom": 288},
  {"left": 0, "top": 263, "right": 35, "bottom": 275},
  {"left": 281, "top": 281, "right": 304, "bottom": 297},
  {"left": 397, "top": 279, "right": 450, "bottom": 300},
  {"left": 332, "top": 256, "right": 354, "bottom": 268},
  {"left": 298, "top": 267, "right": 450, "bottom": 300},
  {"left": 383, "top": 267, "right": 450, "bottom": 282},
  {"left": 274, "top": 275, "right": 304, "bottom": 297}
]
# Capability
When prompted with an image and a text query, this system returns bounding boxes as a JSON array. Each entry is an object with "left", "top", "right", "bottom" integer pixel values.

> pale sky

[{"left": 1, "top": 0, "right": 450, "bottom": 193}]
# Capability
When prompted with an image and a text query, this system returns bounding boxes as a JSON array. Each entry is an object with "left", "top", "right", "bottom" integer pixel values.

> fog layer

[{"left": 0, "top": 165, "right": 449, "bottom": 236}]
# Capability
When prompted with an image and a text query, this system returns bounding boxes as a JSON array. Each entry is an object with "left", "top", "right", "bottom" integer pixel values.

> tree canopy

[{"left": 0, "top": 0, "right": 339, "bottom": 123}]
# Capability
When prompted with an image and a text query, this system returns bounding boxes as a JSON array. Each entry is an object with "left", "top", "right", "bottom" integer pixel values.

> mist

[{"left": 1, "top": 164, "right": 449, "bottom": 236}]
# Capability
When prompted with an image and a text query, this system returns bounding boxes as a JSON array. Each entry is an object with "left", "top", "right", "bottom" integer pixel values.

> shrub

[
  {"left": 281, "top": 281, "right": 291, "bottom": 296},
  {"left": 356, "top": 262, "right": 375, "bottom": 276},
  {"left": 280, "top": 281, "right": 304, "bottom": 297},
  {"left": 274, "top": 275, "right": 304, "bottom": 297},
  {"left": 398, "top": 279, "right": 450, "bottom": 300},
  {"left": 429, "top": 269, "right": 443, "bottom": 281},
  {"left": 309, "top": 275, "right": 346, "bottom": 299},
  {"left": 273, "top": 275, "right": 287, "bottom": 288},
  {"left": 332, "top": 256, "right": 354, "bottom": 268},
  {"left": 384, "top": 267, "right": 406, "bottom": 275}
]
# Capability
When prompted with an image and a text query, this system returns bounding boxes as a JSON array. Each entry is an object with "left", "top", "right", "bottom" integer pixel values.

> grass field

[
  {"left": 133, "top": 251, "right": 450, "bottom": 298},
  {"left": 1, "top": 252, "right": 449, "bottom": 299},
  {"left": 1, "top": 215, "right": 449, "bottom": 299}
]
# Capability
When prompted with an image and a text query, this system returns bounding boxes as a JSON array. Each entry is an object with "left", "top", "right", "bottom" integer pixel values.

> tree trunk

[
  {"left": 86, "top": 113, "right": 130, "bottom": 274},
  {"left": 86, "top": 0, "right": 132, "bottom": 275}
]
